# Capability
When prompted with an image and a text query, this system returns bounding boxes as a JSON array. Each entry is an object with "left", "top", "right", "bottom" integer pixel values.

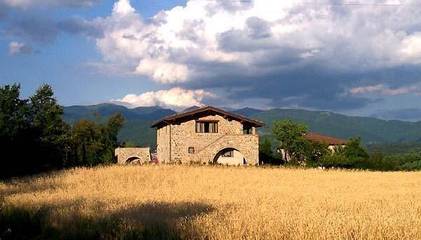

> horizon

[
  {"left": 2, "top": 0, "right": 421, "bottom": 121},
  {"left": 63, "top": 102, "right": 421, "bottom": 122}
]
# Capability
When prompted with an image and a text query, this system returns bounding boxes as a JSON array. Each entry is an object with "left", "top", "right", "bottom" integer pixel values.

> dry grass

[{"left": 1, "top": 165, "right": 421, "bottom": 239}]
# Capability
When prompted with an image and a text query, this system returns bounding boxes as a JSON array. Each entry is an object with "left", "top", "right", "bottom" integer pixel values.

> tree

[
  {"left": 0, "top": 84, "right": 30, "bottom": 138},
  {"left": 259, "top": 137, "right": 273, "bottom": 164},
  {"left": 343, "top": 137, "right": 369, "bottom": 161},
  {"left": 0, "top": 84, "right": 32, "bottom": 177},
  {"left": 319, "top": 137, "right": 369, "bottom": 168},
  {"left": 69, "top": 113, "right": 124, "bottom": 167},
  {"left": 305, "top": 141, "right": 329, "bottom": 165},
  {"left": 272, "top": 119, "right": 309, "bottom": 162},
  {"left": 30, "top": 84, "right": 70, "bottom": 168}
]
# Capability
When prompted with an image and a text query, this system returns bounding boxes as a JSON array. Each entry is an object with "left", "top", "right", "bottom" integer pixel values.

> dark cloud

[
  {"left": 6, "top": 16, "right": 59, "bottom": 43},
  {"left": 246, "top": 17, "right": 272, "bottom": 39},
  {"left": 53, "top": 0, "right": 101, "bottom": 8},
  {"left": 57, "top": 17, "right": 104, "bottom": 38},
  {"left": 182, "top": 61, "right": 416, "bottom": 110}
]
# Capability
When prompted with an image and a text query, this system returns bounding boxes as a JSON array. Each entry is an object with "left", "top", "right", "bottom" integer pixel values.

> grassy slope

[{"left": 1, "top": 165, "right": 421, "bottom": 239}]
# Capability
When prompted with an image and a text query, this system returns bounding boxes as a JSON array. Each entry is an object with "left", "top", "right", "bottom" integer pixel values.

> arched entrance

[
  {"left": 126, "top": 156, "right": 142, "bottom": 164},
  {"left": 213, "top": 148, "right": 246, "bottom": 165}
]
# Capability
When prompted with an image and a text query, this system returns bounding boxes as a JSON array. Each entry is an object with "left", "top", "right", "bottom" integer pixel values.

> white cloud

[
  {"left": 114, "top": 87, "right": 214, "bottom": 109},
  {"left": 350, "top": 84, "right": 421, "bottom": 96},
  {"left": 8, "top": 41, "right": 32, "bottom": 55},
  {"left": 399, "top": 33, "right": 421, "bottom": 63},
  {"left": 93, "top": 0, "right": 421, "bottom": 84}
]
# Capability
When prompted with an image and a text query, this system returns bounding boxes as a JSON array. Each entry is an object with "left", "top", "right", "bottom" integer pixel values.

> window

[
  {"left": 196, "top": 121, "right": 218, "bottom": 133},
  {"left": 221, "top": 150, "right": 233, "bottom": 157},
  {"left": 188, "top": 147, "right": 195, "bottom": 154},
  {"left": 243, "top": 125, "right": 252, "bottom": 134}
]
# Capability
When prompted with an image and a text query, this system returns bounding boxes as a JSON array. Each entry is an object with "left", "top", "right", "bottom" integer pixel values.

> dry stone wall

[{"left": 115, "top": 147, "right": 151, "bottom": 164}]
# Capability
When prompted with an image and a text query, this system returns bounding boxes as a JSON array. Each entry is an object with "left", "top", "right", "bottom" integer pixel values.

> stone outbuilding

[
  {"left": 151, "top": 106, "right": 264, "bottom": 165},
  {"left": 115, "top": 147, "right": 151, "bottom": 164}
]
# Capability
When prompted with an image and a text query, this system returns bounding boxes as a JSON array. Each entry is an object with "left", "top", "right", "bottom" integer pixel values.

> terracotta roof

[
  {"left": 304, "top": 132, "right": 347, "bottom": 145},
  {"left": 151, "top": 106, "right": 264, "bottom": 128}
]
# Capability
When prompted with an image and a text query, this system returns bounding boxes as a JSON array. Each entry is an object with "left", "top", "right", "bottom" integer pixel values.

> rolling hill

[{"left": 63, "top": 104, "right": 421, "bottom": 147}]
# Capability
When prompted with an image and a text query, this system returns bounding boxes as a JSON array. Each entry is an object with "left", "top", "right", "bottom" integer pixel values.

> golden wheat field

[{"left": 1, "top": 165, "right": 421, "bottom": 239}]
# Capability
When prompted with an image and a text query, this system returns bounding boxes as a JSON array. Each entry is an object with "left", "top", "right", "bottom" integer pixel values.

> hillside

[{"left": 63, "top": 104, "right": 421, "bottom": 147}]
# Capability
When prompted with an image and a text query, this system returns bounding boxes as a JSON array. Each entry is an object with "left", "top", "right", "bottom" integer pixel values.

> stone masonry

[
  {"left": 115, "top": 147, "right": 151, "bottom": 164},
  {"left": 153, "top": 106, "right": 263, "bottom": 165}
]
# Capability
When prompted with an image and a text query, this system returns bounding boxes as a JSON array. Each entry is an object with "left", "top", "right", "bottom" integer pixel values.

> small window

[
  {"left": 221, "top": 150, "right": 233, "bottom": 157},
  {"left": 243, "top": 125, "right": 252, "bottom": 134},
  {"left": 188, "top": 147, "right": 195, "bottom": 154},
  {"left": 196, "top": 121, "right": 218, "bottom": 133}
]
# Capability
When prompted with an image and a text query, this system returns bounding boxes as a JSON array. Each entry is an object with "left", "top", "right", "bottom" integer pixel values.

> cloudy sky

[{"left": 1, "top": 0, "right": 421, "bottom": 120}]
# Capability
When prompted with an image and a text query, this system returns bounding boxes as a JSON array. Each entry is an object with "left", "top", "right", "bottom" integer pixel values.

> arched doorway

[
  {"left": 213, "top": 148, "right": 246, "bottom": 165},
  {"left": 126, "top": 156, "right": 141, "bottom": 164}
]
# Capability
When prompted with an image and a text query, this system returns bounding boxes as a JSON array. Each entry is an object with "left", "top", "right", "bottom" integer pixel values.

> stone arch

[
  {"left": 126, "top": 156, "right": 142, "bottom": 164},
  {"left": 205, "top": 141, "right": 252, "bottom": 165},
  {"left": 212, "top": 147, "right": 246, "bottom": 165},
  {"left": 191, "top": 135, "right": 259, "bottom": 165},
  {"left": 115, "top": 147, "right": 151, "bottom": 164}
]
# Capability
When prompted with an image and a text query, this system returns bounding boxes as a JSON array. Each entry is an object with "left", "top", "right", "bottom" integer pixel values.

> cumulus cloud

[
  {"left": 89, "top": 0, "right": 421, "bottom": 111},
  {"left": 8, "top": 41, "right": 32, "bottom": 55},
  {"left": 114, "top": 87, "right": 214, "bottom": 109}
]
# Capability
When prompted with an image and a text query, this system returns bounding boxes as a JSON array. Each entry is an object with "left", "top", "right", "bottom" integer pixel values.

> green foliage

[
  {"left": 272, "top": 119, "right": 309, "bottom": 162},
  {"left": 0, "top": 84, "right": 125, "bottom": 178},
  {"left": 304, "top": 141, "right": 330, "bottom": 166},
  {"left": 342, "top": 137, "right": 369, "bottom": 162},
  {"left": 318, "top": 137, "right": 369, "bottom": 169},
  {"left": 259, "top": 137, "right": 282, "bottom": 164},
  {"left": 68, "top": 114, "right": 124, "bottom": 167}
]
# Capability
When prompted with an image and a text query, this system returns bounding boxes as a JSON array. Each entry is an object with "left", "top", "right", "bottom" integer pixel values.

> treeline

[
  {"left": 260, "top": 120, "right": 421, "bottom": 171},
  {"left": 0, "top": 84, "right": 124, "bottom": 178}
]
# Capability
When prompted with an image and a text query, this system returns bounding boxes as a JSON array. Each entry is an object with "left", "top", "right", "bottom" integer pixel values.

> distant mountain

[
  {"left": 63, "top": 104, "right": 421, "bottom": 147},
  {"left": 64, "top": 104, "right": 175, "bottom": 122},
  {"left": 232, "top": 107, "right": 264, "bottom": 117}
]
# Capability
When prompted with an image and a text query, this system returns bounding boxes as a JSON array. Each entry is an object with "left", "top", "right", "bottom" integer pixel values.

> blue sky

[{"left": 1, "top": 0, "right": 421, "bottom": 121}]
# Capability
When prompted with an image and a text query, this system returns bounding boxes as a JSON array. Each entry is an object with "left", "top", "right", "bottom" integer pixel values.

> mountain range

[{"left": 63, "top": 104, "right": 421, "bottom": 147}]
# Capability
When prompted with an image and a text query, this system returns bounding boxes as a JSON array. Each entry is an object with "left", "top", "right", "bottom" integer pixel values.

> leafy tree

[
  {"left": 69, "top": 113, "right": 124, "bottom": 167},
  {"left": 0, "top": 83, "right": 125, "bottom": 178},
  {"left": 259, "top": 137, "right": 274, "bottom": 164},
  {"left": 30, "top": 84, "right": 70, "bottom": 168},
  {"left": 320, "top": 137, "right": 369, "bottom": 168},
  {"left": 272, "top": 119, "right": 309, "bottom": 162},
  {"left": 0, "top": 84, "right": 32, "bottom": 176},
  {"left": 260, "top": 137, "right": 272, "bottom": 157},
  {"left": 342, "top": 137, "right": 369, "bottom": 161},
  {"left": 70, "top": 119, "right": 103, "bottom": 166},
  {"left": 305, "top": 141, "right": 329, "bottom": 165},
  {"left": 0, "top": 84, "right": 30, "bottom": 138}
]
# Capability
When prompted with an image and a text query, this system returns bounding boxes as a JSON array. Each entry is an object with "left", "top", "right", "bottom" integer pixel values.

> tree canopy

[{"left": 0, "top": 84, "right": 125, "bottom": 178}]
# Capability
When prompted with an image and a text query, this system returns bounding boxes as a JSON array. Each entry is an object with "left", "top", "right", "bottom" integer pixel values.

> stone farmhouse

[{"left": 151, "top": 106, "right": 264, "bottom": 165}]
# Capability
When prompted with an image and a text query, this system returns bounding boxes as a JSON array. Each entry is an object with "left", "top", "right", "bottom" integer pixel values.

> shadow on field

[{"left": 0, "top": 199, "right": 213, "bottom": 240}]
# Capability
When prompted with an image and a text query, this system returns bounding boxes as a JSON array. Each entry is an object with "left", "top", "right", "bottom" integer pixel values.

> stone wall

[
  {"left": 157, "top": 125, "right": 170, "bottom": 163},
  {"left": 115, "top": 147, "right": 151, "bottom": 164},
  {"left": 155, "top": 114, "right": 259, "bottom": 165}
]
